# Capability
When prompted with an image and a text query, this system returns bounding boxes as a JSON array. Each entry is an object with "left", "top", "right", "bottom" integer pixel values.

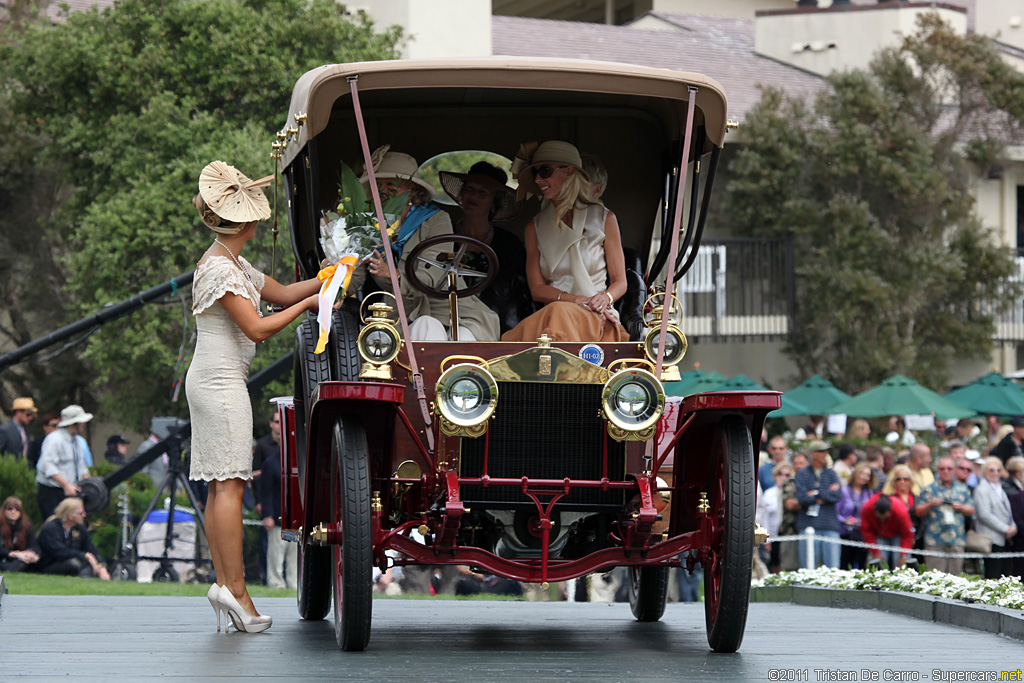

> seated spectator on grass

[
  {"left": 0, "top": 496, "right": 40, "bottom": 572},
  {"left": 37, "top": 497, "right": 110, "bottom": 580}
]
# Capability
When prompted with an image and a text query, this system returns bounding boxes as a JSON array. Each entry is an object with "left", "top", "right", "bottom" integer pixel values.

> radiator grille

[{"left": 460, "top": 382, "right": 626, "bottom": 507}]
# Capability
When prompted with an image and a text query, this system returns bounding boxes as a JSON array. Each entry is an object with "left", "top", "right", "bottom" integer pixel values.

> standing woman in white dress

[{"left": 187, "top": 161, "right": 323, "bottom": 633}]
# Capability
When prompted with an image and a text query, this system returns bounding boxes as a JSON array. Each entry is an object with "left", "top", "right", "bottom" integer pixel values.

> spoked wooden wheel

[
  {"left": 628, "top": 565, "right": 669, "bottom": 622},
  {"left": 331, "top": 416, "right": 373, "bottom": 651},
  {"left": 703, "top": 415, "right": 755, "bottom": 653}
]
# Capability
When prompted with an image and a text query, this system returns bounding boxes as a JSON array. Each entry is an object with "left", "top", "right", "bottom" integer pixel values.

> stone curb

[{"left": 751, "top": 585, "right": 1024, "bottom": 641}]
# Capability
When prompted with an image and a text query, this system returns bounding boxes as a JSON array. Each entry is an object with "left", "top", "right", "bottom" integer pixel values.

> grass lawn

[
  {"left": 1, "top": 573, "right": 297, "bottom": 598},
  {"left": 0, "top": 574, "right": 522, "bottom": 599}
]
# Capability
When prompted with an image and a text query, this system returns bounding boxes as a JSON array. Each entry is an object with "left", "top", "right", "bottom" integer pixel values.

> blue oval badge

[{"left": 579, "top": 343, "right": 605, "bottom": 366}]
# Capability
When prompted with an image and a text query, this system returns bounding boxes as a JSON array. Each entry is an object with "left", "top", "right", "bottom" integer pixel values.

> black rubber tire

[
  {"left": 328, "top": 306, "right": 361, "bottom": 381},
  {"left": 296, "top": 539, "right": 331, "bottom": 621},
  {"left": 111, "top": 561, "right": 136, "bottom": 582},
  {"left": 628, "top": 565, "right": 669, "bottom": 622},
  {"left": 293, "top": 315, "right": 331, "bottom": 501},
  {"left": 293, "top": 314, "right": 333, "bottom": 622},
  {"left": 331, "top": 416, "right": 373, "bottom": 651},
  {"left": 152, "top": 565, "right": 179, "bottom": 583},
  {"left": 704, "top": 415, "right": 755, "bottom": 654}
]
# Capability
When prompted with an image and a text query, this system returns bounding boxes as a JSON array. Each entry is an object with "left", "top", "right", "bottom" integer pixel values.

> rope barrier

[{"left": 770, "top": 532, "right": 1024, "bottom": 559}]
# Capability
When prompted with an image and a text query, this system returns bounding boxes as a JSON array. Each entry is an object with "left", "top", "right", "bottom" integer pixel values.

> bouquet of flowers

[
  {"left": 319, "top": 160, "right": 409, "bottom": 266},
  {"left": 313, "top": 160, "right": 408, "bottom": 354}
]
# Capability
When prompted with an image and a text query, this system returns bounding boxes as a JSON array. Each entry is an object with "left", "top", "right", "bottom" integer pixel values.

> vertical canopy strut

[{"left": 348, "top": 75, "right": 435, "bottom": 452}]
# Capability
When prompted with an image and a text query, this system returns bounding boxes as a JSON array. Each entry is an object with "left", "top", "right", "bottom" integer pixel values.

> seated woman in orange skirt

[{"left": 501, "top": 141, "right": 629, "bottom": 343}]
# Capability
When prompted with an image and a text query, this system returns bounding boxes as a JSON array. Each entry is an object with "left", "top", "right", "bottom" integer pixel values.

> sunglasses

[
  {"left": 957, "top": 465, "right": 973, "bottom": 470},
  {"left": 3, "top": 506, "right": 20, "bottom": 511},
  {"left": 531, "top": 164, "right": 569, "bottom": 179},
  {"left": 893, "top": 477, "right": 911, "bottom": 482}
]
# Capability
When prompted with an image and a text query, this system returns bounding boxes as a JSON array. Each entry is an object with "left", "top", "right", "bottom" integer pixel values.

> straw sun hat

[
  {"left": 357, "top": 145, "right": 434, "bottom": 197},
  {"left": 196, "top": 161, "right": 273, "bottom": 232}
]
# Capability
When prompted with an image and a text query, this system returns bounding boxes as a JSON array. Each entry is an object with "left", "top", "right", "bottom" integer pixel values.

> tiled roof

[
  {"left": 492, "top": 14, "right": 825, "bottom": 122},
  {"left": 44, "top": 0, "right": 115, "bottom": 23}
]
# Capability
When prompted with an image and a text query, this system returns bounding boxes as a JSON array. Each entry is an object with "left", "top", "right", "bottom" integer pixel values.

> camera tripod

[{"left": 108, "top": 426, "right": 212, "bottom": 583}]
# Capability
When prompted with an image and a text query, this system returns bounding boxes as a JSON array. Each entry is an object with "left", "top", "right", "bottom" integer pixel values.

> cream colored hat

[
  {"left": 357, "top": 145, "right": 434, "bottom": 197},
  {"left": 58, "top": 404, "right": 93, "bottom": 428},
  {"left": 197, "top": 161, "right": 273, "bottom": 232},
  {"left": 512, "top": 140, "right": 588, "bottom": 199}
]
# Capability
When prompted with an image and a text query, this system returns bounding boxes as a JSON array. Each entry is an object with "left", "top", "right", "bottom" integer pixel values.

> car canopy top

[{"left": 279, "top": 57, "right": 728, "bottom": 170}]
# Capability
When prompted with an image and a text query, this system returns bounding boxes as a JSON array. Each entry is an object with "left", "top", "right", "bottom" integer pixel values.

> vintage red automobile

[{"left": 271, "top": 57, "right": 779, "bottom": 652}]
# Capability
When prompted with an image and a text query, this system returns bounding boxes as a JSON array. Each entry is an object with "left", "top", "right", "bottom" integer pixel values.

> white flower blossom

[{"left": 754, "top": 566, "right": 1024, "bottom": 609}]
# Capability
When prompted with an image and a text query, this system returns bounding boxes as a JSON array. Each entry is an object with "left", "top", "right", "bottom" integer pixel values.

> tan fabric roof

[{"left": 280, "top": 57, "right": 728, "bottom": 169}]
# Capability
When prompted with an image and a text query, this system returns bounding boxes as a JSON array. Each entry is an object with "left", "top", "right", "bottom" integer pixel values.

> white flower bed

[{"left": 754, "top": 567, "right": 1024, "bottom": 610}]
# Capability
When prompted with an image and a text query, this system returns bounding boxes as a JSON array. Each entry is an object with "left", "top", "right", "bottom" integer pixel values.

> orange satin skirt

[{"left": 501, "top": 301, "right": 630, "bottom": 343}]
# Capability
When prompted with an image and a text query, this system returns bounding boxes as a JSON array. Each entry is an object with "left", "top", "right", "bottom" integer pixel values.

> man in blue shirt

[
  {"left": 758, "top": 436, "right": 789, "bottom": 491},
  {"left": 794, "top": 440, "right": 843, "bottom": 569}
]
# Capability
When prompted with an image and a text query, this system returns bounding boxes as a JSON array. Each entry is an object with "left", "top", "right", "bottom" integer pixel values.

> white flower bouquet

[{"left": 319, "top": 160, "right": 409, "bottom": 266}]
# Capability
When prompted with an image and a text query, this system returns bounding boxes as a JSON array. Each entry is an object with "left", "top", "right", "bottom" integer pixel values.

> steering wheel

[{"left": 404, "top": 234, "right": 500, "bottom": 298}]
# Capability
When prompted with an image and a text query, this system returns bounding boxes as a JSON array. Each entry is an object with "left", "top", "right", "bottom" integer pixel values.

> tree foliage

[
  {"left": 724, "top": 14, "right": 1024, "bottom": 392},
  {"left": 0, "top": 0, "right": 401, "bottom": 426}
]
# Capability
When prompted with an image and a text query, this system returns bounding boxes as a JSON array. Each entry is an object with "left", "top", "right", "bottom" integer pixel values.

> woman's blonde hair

[
  {"left": 192, "top": 193, "right": 245, "bottom": 233},
  {"left": 1006, "top": 456, "right": 1024, "bottom": 476},
  {"left": 881, "top": 464, "right": 912, "bottom": 495},
  {"left": 549, "top": 169, "right": 598, "bottom": 230},
  {"left": 53, "top": 497, "right": 83, "bottom": 523}
]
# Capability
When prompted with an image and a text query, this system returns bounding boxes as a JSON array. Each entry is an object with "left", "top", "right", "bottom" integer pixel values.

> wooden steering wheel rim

[{"left": 404, "top": 233, "right": 500, "bottom": 298}]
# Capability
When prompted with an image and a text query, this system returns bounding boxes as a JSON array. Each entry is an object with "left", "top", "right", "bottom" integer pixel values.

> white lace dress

[{"left": 185, "top": 255, "right": 265, "bottom": 482}]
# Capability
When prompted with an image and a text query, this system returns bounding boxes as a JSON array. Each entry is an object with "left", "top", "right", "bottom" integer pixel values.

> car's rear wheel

[
  {"left": 296, "top": 539, "right": 331, "bottom": 621},
  {"left": 628, "top": 565, "right": 669, "bottom": 621},
  {"left": 331, "top": 416, "right": 373, "bottom": 651},
  {"left": 294, "top": 315, "right": 331, "bottom": 502},
  {"left": 703, "top": 415, "right": 755, "bottom": 654},
  {"left": 294, "top": 315, "right": 332, "bottom": 621}
]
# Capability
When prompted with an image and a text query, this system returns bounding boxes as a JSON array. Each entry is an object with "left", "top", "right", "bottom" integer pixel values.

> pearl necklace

[
  {"left": 209, "top": 240, "right": 260, "bottom": 315},
  {"left": 214, "top": 238, "right": 257, "bottom": 290}
]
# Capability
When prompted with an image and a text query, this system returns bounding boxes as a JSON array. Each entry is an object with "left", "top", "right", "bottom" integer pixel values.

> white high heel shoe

[
  {"left": 217, "top": 585, "right": 272, "bottom": 634},
  {"left": 207, "top": 583, "right": 223, "bottom": 632}
]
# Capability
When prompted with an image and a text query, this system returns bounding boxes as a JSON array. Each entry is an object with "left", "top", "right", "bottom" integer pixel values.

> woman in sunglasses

[
  {"left": 0, "top": 496, "right": 40, "bottom": 572},
  {"left": 501, "top": 141, "right": 629, "bottom": 343},
  {"left": 881, "top": 464, "right": 920, "bottom": 550}
]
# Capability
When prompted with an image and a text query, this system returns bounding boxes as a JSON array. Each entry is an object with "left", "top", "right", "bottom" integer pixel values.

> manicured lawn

[{"left": 1, "top": 573, "right": 296, "bottom": 598}]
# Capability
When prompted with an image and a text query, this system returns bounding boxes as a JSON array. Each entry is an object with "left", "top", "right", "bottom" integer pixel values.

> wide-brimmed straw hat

[
  {"left": 439, "top": 162, "right": 520, "bottom": 221},
  {"left": 197, "top": 161, "right": 273, "bottom": 232},
  {"left": 58, "top": 404, "right": 93, "bottom": 428},
  {"left": 357, "top": 145, "right": 434, "bottom": 198},
  {"left": 512, "top": 140, "right": 588, "bottom": 199},
  {"left": 11, "top": 397, "right": 37, "bottom": 413}
]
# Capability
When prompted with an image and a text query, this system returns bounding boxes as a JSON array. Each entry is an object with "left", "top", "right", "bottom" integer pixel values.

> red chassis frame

[{"left": 279, "top": 368, "right": 780, "bottom": 586}]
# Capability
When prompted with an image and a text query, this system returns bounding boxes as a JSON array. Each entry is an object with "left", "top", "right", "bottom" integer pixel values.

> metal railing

[{"left": 675, "top": 237, "right": 794, "bottom": 342}]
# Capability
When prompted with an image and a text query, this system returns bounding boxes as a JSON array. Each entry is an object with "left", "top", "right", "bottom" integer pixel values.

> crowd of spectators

[{"left": 757, "top": 415, "right": 1024, "bottom": 579}]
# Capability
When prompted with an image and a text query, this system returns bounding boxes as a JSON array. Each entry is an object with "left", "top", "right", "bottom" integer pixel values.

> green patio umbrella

[
  {"left": 664, "top": 370, "right": 727, "bottom": 397},
  {"left": 782, "top": 374, "right": 852, "bottom": 415},
  {"left": 718, "top": 374, "right": 809, "bottom": 417},
  {"left": 827, "top": 375, "right": 974, "bottom": 421},
  {"left": 945, "top": 372, "right": 1024, "bottom": 417}
]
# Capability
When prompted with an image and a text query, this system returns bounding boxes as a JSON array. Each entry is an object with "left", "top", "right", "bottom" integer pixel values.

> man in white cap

[
  {"left": 0, "top": 397, "right": 37, "bottom": 458},
  {"left": 36, "top": 404, "right": 93, "bottom": 520}
]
